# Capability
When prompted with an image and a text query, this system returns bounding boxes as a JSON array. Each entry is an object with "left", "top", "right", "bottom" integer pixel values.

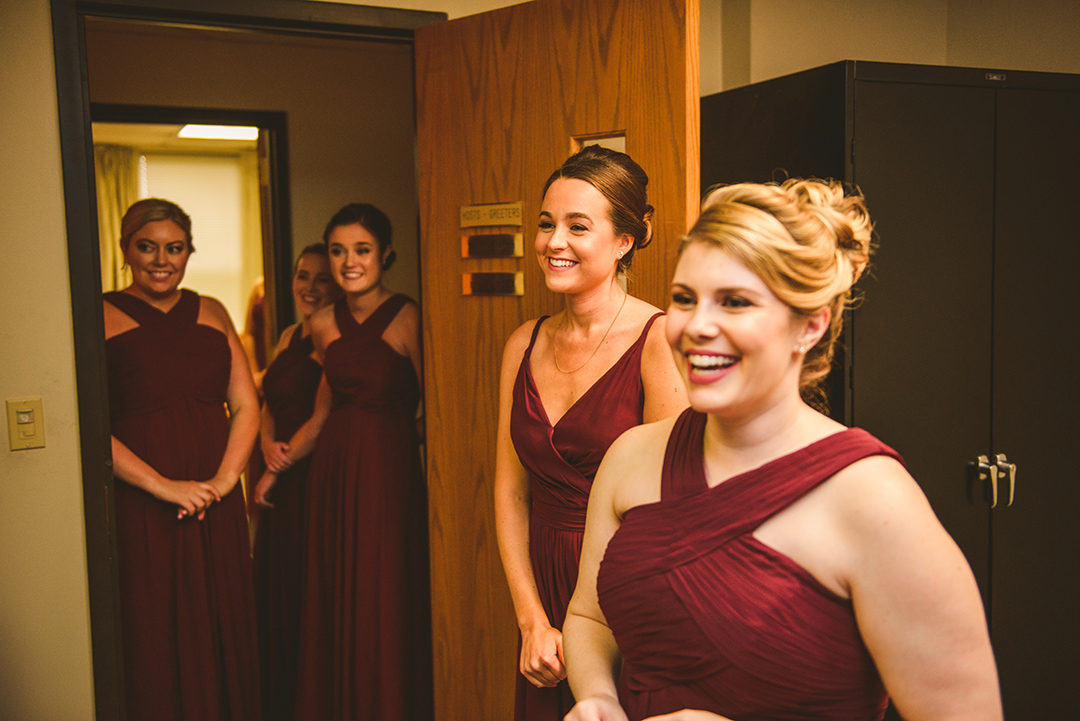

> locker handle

[
  {"left": 995, "top": 453, "right": 1016, "bottom": 507},
  {"left": 976, "top": 455, "right": 999, "bottom": 508}
]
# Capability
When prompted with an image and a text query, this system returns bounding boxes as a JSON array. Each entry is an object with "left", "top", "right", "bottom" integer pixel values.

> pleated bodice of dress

[{"left": 598, "top": 409, "right": 902, "bottom": 721}]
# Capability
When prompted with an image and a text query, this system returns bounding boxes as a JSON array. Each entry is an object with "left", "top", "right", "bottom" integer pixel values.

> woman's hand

[
  {"left": 254, "top": 471, "right": 278, "bottom": 509},
  {"left": 564, "top": 694, "right": 628, "bottom": 721},
  {"left": 644, "top": 712, "right": 733, "bottom": 721},
  {"left": 263, "top": 440, "right": 293, "bottom": 473},
  {"left": 519, "top": 622, "right": 566, "bottom": 687},
  {"left": 158, "top": 479, "right": 220, "bottom": 520}
]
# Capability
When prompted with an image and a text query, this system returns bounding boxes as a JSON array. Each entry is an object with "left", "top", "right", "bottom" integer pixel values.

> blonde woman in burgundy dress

[
  {"left": 103, "top": 198, "right": 261, "bottom": 721},
  {"left": 563, "top": 180, "right": 1002, "bottom": 721}
]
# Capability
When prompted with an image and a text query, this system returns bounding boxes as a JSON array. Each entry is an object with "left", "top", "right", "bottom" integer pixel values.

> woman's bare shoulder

[
  {"left": 602, "top": 415, "right": 681, "bottom": 515},
  {"left": 102, "top": 296, "right": 138, "bottom": 339},
  {"left": 503, "top": 317, "right": 542, "bottom": 361},
  {"left": 819, "top": 453, "right": 952, "bottom": 570},
  {"left": 197, "top": 294, "right": 236, "bottom": 333},
  {"left": 309, "top": 302, "right": 338, "bottom": 332}
]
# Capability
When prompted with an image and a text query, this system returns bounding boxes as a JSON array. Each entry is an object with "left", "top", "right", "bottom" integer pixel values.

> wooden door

[
  {"left": 414, "top": 2, "right": 699, "bottom": 719},
  {"left": 991, "top": 87, "right": 1080, "bottom": 719}
]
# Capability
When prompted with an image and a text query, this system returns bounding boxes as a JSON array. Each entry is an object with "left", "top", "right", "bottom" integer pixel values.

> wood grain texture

[{"left": 415, "top": 2, "right": 698, "bottom": 718}]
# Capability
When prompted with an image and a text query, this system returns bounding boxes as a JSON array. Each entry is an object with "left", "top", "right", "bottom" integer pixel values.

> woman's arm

[
  {"left": 201, "top": 298, "right": 260, "bottom": 501},
  {"left": 494, "top": 321, "right": 566, "bottom": 688},
  {"left": 308, "top": 303, "right": 336, "bottom": 363},
  {"left": 838, "top": 456, "right": 1003, "bottom": 721},
  {"left": 400, "top": 302, "right": 426, "bottom": 441},
  {"left": 274, "top": 373, "right": 332, "bottom": 466},
  {"left": 264, "top": 306, "right": 340, "bottom": 471},
  {"left": 260, "top": 323, "right": 300, "bottom": 473},
  {"left": 640, "top": 315, "right": 687, "bottom": 424},
  {"left": 563, "top": 426, "right": 648, "bottom": 721},
  {"left": 110, "top": 435, "right": 221, "bottom": 519},
  {"left": 260, "top": 399, "right": 293, "bottom": 473},
  {"left": 565, "top": 417, "right": 674, "bottom": 720},
  {"left": 395, "top": 300, "right": 424, "bottom": 394},
  {"left": 253, "top": 469, "right": 279, "bottom": 509}
]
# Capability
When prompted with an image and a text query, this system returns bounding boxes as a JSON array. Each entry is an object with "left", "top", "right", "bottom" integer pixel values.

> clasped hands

[{"left": 161, "top": 478, "right": 224, "bottom": 521}]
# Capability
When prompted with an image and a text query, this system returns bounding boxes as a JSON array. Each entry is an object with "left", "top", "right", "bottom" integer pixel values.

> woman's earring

[{"left": 798, "top": 345, "right": 807, "bottom": 354}]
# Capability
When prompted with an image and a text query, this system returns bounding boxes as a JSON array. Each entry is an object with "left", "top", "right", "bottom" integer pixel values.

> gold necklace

[{"left": 552, "top": 292, "right": 628, "bottom": 374}]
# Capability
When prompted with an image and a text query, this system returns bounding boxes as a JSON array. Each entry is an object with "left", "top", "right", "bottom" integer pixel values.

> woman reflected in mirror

[
  {"left": 102, "top": 197, "right": 262, "bottom": 720},
  {"left": 291, "top": 203, "right": 432, "bottom": 720},
  {"left": 250, "top": 243, "right": 341, "bottom": 721}
]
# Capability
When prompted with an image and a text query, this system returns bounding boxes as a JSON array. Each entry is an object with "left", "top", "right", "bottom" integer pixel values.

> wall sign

[
  {"left": 461, "top": 233, "right": 523, "bottom": 258},
  {"left": 460, "top": 202, "right": 523, "bottom": 228},
  {"left": 462, "top": 272, "right": 523, "bottom": 296}
]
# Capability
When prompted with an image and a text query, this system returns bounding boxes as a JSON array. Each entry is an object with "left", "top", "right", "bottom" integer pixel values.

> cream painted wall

[
  {"left": 702, "top": 0, "right": 1080, "bottom": 95},
  {"left": 0, "top": 1, "right": 97, "bottom": 720},
  {"left": 748, "top": 0, "right": 947, "bottom": 85},
  {"left": 946, "top": 0, "right": 1080, "bottom": 74}
]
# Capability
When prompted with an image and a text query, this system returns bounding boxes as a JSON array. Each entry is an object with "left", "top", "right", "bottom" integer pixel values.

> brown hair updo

[
  {"left": 542, "top": 145, "right": 654, "bottom": 274},
  {"left": 120, "top": 198, "right": 193, "bottom": 253},
  {"left": 684, "top": 178, "right": 873, "bottom": 412}
]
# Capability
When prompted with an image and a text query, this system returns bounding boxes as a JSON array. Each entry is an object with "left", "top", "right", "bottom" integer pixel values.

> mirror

[{"left": 53, "top": 4, "right": 443, "bottom": 717}]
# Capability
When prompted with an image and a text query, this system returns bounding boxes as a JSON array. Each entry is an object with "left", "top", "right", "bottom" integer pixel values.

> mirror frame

[{"left": 49, "top": 2, "right": 445, "bottom": 718}]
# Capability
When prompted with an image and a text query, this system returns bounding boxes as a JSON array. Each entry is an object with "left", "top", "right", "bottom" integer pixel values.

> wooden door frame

[{"left": 50, "top": 2, "right": 444, "bottom": 718}]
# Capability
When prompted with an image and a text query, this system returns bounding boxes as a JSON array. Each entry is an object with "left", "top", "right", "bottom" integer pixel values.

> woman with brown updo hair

[
  {"left": 495, "top": 146, "right": 687, "bottom": 721},
  {"left": 563, "top": 179, "right": 1002, "bottom": 721},
  {"left": 102, "top": 198, "right": 261, "bottom": 720},
  {"left": 292, "top": 203, "right": 432, "bottom": 721}
]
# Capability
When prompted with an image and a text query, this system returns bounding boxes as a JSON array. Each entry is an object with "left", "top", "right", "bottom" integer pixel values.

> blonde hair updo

[{"left": 684, "top": 178, "right": 873, "bottom": 412}]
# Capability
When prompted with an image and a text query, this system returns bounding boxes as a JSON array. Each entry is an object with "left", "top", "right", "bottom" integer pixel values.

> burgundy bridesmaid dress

[
  {"left": 598, "top": 409, "right": 902, "bottom": 721},
  {"left": 254, "top": 327, "right": 322, "bottom": 721},
  {"left": 295, "top": 294, "right": 432, "bottom": 721},
  {"left": 510, "top": 313, "right": 662, "bottom": 721},
  {"left": 105, "top": 289, "right": 260, "bottom": 721}
]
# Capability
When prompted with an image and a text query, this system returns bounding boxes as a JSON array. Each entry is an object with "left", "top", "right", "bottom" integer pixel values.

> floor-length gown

[
  {"left": 105, "top": 289, "right": 260, "bottom": 721},
  {"left": 254, "top": 327, "right": 322, "bottom": 721},
  {"left": 597, "top": 409, "right": 901, "bottom": 721},
  {"left": 295, "top": 294, "right": 432, "bottom": 721},
  {"left": 509, "top": 313, "right": 662, "bottom": 721}
]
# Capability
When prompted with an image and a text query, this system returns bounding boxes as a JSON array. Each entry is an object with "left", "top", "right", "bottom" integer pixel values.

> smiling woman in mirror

[
  {"left": 250, "top": 243, "right": 341, "bottom": 721},
  {"left": 495, "top": 146, "right": 688, "bottom": 721},
  {"left": 288, "top": 203, "right": 432, "bottom": 721},
  {"left": 102, "top": 197, "right": 262, "bottom": 720}
]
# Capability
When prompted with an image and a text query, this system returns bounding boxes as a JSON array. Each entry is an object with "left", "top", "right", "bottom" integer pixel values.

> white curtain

[{"left": 94, "top": 144, "right": 139, "bottom": 292}]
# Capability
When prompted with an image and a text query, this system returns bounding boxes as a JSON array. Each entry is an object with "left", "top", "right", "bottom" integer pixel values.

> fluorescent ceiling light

[{"left": 177, "top": 124, "right": 259, "bottom": 140}]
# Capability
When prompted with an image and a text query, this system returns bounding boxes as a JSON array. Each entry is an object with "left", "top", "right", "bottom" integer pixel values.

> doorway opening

[{"left": 52, "top": 4, "right": 445, "bottom": 718}]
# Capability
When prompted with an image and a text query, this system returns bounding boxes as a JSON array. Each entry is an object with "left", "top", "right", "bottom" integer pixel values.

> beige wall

[
  {"left": 701, "top": 0, "right": 1080, "bottom": 95},
  {"left": 946, "top": 0, "right": 1080, "bottom": 74},
  {"left": 0, "top": 1, "right": 96, "bottom": 720}
]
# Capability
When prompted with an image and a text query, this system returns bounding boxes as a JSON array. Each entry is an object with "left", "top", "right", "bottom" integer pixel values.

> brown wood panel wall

[{"left": 415, "top": 1, "right": 698, "bottom": 718}]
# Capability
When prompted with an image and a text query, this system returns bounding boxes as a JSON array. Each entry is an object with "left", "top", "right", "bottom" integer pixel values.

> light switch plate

[{"left": 7, "top": 397, "right": 45, "bottom": 450}]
